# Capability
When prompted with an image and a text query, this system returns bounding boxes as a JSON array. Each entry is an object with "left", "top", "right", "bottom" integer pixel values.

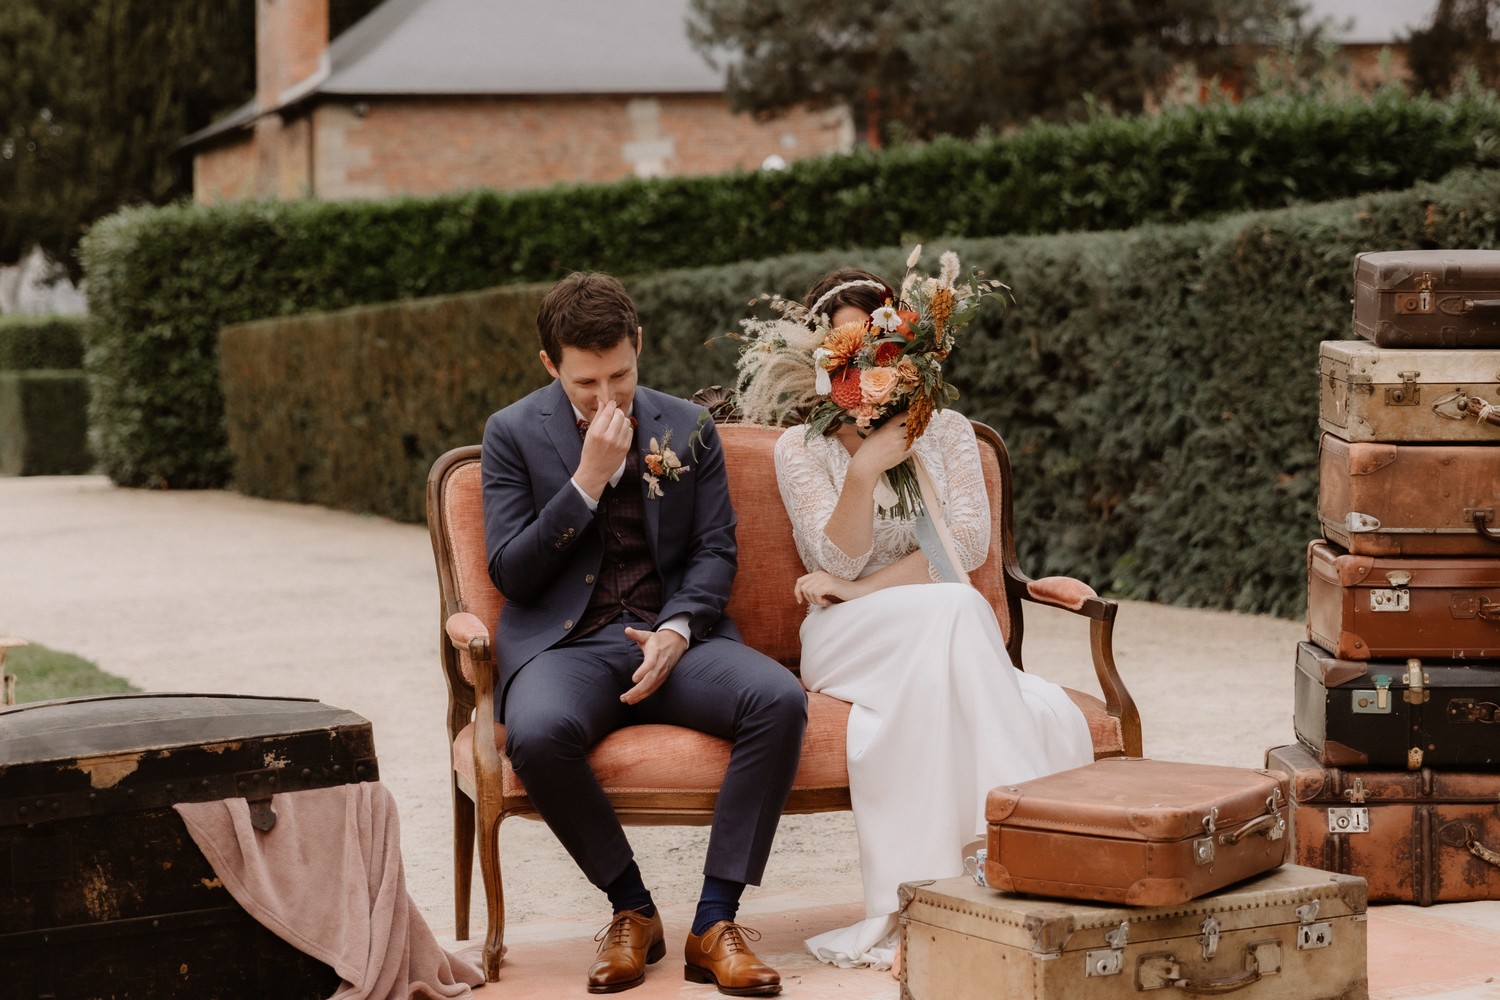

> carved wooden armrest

[
  {"left": 445, "top": 612, "right": 492, "bottom": 685},
  {"left": 445, "top": 611, "right": 503, "bottom": 773},
  {"left": 1007, "top": 568, "right": 1142, "bottom": 757},
  {"left": 1024, "top": 575, "right": 1099, "bottom": 613}
]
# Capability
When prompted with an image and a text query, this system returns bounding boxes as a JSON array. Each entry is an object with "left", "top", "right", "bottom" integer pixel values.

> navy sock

[
  {"left": 604, "top": 860, "right": 655, "bottom": 917},
  {"left": 691, "top": 875, "right": 745, "bottom": 935}
]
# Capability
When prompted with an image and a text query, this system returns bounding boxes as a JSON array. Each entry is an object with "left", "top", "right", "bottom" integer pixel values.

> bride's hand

[
  {"left": 847, "top": 417, "right": 911, "bottom": 478},
  {"left": 794, "top": 570, "right": 863, "bottom": 606}
]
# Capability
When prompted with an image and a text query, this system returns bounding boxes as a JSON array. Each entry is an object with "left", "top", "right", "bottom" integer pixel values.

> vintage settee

[{"left": 426, "top": 417, "right": 1142, "bottom": 981}]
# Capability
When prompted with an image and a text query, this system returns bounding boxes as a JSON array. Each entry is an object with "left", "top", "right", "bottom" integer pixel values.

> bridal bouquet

[{"left": 773, "top": 246, "right": 1009, "bottom": 518}]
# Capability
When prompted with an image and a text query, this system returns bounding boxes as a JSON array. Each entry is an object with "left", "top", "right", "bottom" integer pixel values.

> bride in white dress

[{"left": 751, "top": 267, "right": 1095, "bottom": 970}]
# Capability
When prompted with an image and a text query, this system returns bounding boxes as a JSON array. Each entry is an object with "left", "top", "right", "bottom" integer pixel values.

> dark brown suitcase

[
  {"left": 1293, "top": 640, "right": 1500, "bottom": 769},
  {"left": 983, "top": 758, "right": 1290, "bottom": 906},
  {"left": 1266, "top": 741, "right": 1500, "bottom": 905},
  {"left": 1353, "top": 250, "right": 1500, "bottom": 347},
  {"left": 1317, "top": 434, "right": 1500, "bottom": 556},
  {"left": 1306, "top": 540, "right": 1500, "bottom": 660},
  {"left": 0, "top": 693, "right": 378, "bottom": 999}
]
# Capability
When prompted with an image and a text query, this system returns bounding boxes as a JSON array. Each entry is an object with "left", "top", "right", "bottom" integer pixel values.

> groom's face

[{"left": 541, "top": 333, "right": 642, "bottom": 421}]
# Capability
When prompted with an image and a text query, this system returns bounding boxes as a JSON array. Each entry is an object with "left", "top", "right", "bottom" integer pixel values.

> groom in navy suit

[{"left": 480, "top": 272, "right": 806, "bottom": 996}]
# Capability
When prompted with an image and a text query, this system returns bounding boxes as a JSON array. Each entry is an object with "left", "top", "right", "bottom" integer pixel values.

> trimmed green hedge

[
  {"left": 86, "top": 91, "right": 1500, "bottom": 489},
  {"left": 222, "top": 168, "right": 1500, "bottom": 616},
  {"left": 0, "top": 315, "right": 88, "bottom": 371},
  {"left": 0, "top": 370, "right": 92, "bottom": 475}
]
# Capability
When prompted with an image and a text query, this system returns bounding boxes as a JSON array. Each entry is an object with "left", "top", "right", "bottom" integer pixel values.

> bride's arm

[
  {"left": 775, "top": 427, "right": 872, "bottom": 580},
  {"left": 793, "top": 550, "right": 932, "bottom": 606},
  {"left": 817, "top": 417, "right": 912, "bottom": 567}
]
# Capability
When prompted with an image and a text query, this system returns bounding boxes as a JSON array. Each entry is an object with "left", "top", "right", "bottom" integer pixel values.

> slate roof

[{"left": 181, "top": 0, "right": 724, "bottom": 149}]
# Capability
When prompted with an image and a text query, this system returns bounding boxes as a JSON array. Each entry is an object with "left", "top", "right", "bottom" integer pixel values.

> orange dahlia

[
  {"left": 819, "top": 322, "right": 869, "bottom": 371},
  {"left": 828, "top": 367, "right": 864, "bottom": 409}
]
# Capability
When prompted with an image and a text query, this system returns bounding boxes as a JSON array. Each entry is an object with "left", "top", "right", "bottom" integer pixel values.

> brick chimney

[{"left": 256, "top": 0, "right": 330, "bottom": 109}]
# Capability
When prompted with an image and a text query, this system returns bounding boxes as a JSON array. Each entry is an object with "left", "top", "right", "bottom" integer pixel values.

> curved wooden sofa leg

[
  {"left": 452, "top": 778, "right": 475, "bottom": 941},
  {"left": 478, "top": 805, "right": 505, "bottom": 981}
]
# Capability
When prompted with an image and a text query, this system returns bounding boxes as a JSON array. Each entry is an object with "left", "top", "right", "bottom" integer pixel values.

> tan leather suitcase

[
  {"left": 983, "top": 758, "right": 1290, "bottom": 906},
  {"left": 1353, "top": 249, "right": 1500, "bottom": 347},
  {"left": 1318, "top": 340, "right": 1500, "bottom": 443},
  {"left": 899, "top": 866, "right": 1369, "bottom": 1000},
  {"left": 1318, "top": 434, "right": 1500, "bottom": 556},
  {"left": 1267, "top": 742, "right": 1500, "bottom": 905},
  {"left": 1306, "top": 540, "right": 1500, "bottom": 660}
]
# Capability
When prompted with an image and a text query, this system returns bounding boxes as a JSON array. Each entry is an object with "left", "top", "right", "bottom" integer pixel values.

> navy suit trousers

[{"left": 501, "top": 613, "right": 808, "bottom": 889}]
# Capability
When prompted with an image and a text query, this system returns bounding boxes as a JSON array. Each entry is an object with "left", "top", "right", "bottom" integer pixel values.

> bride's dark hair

[{"left": 803, "top": 267, "right": 894, "bottom": 328}]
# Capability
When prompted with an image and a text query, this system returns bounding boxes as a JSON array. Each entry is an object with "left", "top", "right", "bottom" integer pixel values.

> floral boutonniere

[{"left": 642, "top": 429, "right": 690, "bottom": 500}]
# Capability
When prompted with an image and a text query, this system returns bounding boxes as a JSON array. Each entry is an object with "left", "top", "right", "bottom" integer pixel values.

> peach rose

[{"left": 861, "top": 366, "right": 901, "bottom": 405}]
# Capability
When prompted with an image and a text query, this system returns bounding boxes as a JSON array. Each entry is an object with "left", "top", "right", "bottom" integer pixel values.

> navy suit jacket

[{"left": 480, "top": 381, "right": 742, "bottom": 705}]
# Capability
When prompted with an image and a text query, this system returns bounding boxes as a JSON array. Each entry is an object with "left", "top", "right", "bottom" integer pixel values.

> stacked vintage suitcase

[
  {"left": 1267, "top": 249, "right": 1500, "bottom": 906},
  {"left": 899, "top": 758, "right": 1370, "bottom": 998}
]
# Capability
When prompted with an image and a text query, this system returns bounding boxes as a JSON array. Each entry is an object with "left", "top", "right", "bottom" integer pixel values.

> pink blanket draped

[{"left": 175, "top": 782, "right": 484, "bottom": 999}]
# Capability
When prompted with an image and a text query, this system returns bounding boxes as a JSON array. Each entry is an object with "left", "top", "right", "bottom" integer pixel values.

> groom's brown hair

[{"left": 536, "top": 271, "right": 640, "bottom": 361}]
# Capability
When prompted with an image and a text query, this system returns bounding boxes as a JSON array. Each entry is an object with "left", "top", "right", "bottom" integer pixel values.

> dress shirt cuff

[
  {"left": 658, "top": 613, "right": 692, "bottom": 648},
  {"left": 570, "top": 477, "right": 599, "bottom": 511}
]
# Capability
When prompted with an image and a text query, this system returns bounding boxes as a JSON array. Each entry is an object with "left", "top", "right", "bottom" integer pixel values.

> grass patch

[{"left": 3, "top": 643, "right": 137, "bottom": 704}]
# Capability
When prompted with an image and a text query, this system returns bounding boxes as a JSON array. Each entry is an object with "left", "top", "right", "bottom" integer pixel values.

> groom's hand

[
  {"left": 620, "top": 626, "right": 687, "bottom": 704},
  {"left": 575, "top": 400, "right": 634, "bottom": 500}
]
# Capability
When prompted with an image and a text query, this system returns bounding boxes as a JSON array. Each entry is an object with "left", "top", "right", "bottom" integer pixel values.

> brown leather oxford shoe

[
  {"left": 683, "top": 921, "right": 782, "bottom": 996},
  {"left": 587, "top": 908, "right": 666, "bottom": 994}
]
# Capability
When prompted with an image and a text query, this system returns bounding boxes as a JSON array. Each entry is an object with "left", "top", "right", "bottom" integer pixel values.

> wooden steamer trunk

[
  {"left": 899, "top": 866, "right": 1369, "bottom": 1000},
  {"left": 1353, "top": 250, "right": 1500, "bottom": 348},
  {"left": 0, "top": 693, "right": 379, "bottom": 999},
  {"left": 1267, "top": 742, "right": 1500, "bottom": 905}
]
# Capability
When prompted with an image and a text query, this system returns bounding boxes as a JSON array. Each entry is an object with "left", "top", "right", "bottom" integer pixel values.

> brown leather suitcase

[
  {"left": 1292, "top": 640, "right": 1500, "bottom": 769},
  {"left": 1306, "top": 540, "right": 1500, "bottom": 660},
  {"left": 1318, "top": 339, "right": 1500, "bottom": 443},
  {"left": 1354, "top": 250, "right": 1500, "bottom": 347},
  {"left": 1266, "top": 741, "right": 1500, "bottom": 905},
  {"left": 0, "top": 693, "right": 378, "bottom": 999},
  {"left": 1320, "top": 340, "right": 1494, "bottom": 440},
  {"left": 1317, "top": 434, "right": 1500, "bottom": 556},
  {"left": 900, "top": 866, "right": 1369, "bottom": 1000},
  {"left": 983, "top": 758, "right": 1290, "bottom": 906}
]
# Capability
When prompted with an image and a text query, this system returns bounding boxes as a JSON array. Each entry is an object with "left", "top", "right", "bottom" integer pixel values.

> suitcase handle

[
  {"left": 1460, "top": 824, "right": 1500, "bottom": 869},
  {"left": 1458, "top": 394, "right": 1500, "bottom": 429},
  {"left": 1138, "top": 955, "right": 1263, "bottom": 994},
  {"left": 1465, "top": 298, "right": 1500, "bottom": 316},
  {"left": 1474, "top": 509, "right": 1500, "bottom": 545},
  {"left": 1216, "top": 811, "right": 1283, "bottom": 846}
]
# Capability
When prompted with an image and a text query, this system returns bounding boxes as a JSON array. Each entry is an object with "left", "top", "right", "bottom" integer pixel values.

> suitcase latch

[
  {"left": 1384, "top": 371, "right": 1421, "bottom": 405},
  {"left": 1327, "top": 807, "right": 1370, "bottom": 834},
  {"left": 1198, "top": 916, "right": 1220, "bottom": 960},
  {"left": 1085, "top": 922, "right": 1129, "bottom": 977},
  {"left": 1396, "top": 274, "right": 1435, "bottom": 314},
  {"left": 1343, "top": 776, "right": 1368, "bottom": 803},
  {"left": 1370, "top": 588, "right": 1410, "bottom": 613},
  {"left": 1296, "top": 902, "right": 1333, "bottom": 950},
  {"left": 1403, "top": 659, "right": 1430, "bottom": 705},
  {"left": 1447, "top": 698, "right": 1499, "bottom": 724},
  {"left": 235, "top": 769, "right": 281, "bottom": 831},
  {"left": 1193, "top": 807, "right": 1219, "bottom": 865},
  {"left": 1354, "top": 674, "right": 1393, "bottom": 714}
]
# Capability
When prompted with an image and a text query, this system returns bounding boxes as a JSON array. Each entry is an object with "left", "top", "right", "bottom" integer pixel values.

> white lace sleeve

[
  {"left": 924, "top": 411, "right": 991, "bottom": 573},
  {"left": 774, "top": 426, "right": 873, "bottom": 579}
]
